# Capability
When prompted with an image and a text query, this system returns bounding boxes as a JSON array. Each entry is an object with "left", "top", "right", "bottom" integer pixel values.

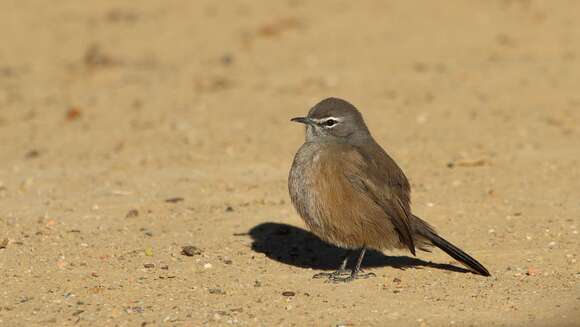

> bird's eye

[{"left": 324, "top": 119, "right": 337, "bottom": 127}]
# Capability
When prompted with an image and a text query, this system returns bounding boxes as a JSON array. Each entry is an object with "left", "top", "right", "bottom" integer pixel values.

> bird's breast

[
  {"left": 288, "top": 142, "right": 403, "bottom": 250},
  {"left": 289, "top": 143, "right": 363, "bottom": 244},
  {"left": 288, "top": 143, "right": 325, "bottom": 230}
]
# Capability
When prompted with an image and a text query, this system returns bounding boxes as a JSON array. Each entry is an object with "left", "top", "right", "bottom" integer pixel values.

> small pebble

[
  {"left": 282, "top": 291, "right": 296, "bottom": 297},
  {"left": 165, "top": 197, "right": 184, "bottom": 203},
  {"left": 72, "top": 310, "right": 84, "bottom": 316},
  {"left": 25, "top": 150, "right": 40, "bottom": 159},
  {"left": 204, "top": 263, "right": 213, "bottom": 269},
  {"left": 208, "top": 288, "right": 225, "bottom": 295},
  {"left": 66, "top": 107, "right": 82, "bottom": 121},
  {"left": 181, "top": 245, "right": 202, "bottom": 256},
  {"left": 526, "top": 267, "right": 540, "bottom": 276},
  {"left": 220, "top": 54, "right": 234, "bottom": 66},
  {"left": 126, "top": 209, "right": 139, "bottom": 218},
  {"left": 0, "top": 238, "right": 8, "bottom": 249},
  {"left": 143, "top": 263, "right": 155, "bottom": 269},
  {"left": 225, "top": 206, "right": 234, "bottom": 212}
]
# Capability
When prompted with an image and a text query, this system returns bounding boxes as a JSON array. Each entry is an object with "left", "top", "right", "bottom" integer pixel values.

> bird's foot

[
  {"left": 312, "top": 269, "right": 350, "bottom": 279},
  {"left": 327, "top": 271, "right": 376, "bottom": 283}
]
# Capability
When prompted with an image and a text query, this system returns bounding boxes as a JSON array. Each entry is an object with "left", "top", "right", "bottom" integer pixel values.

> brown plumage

[{"left": 288, "top": 97, "right": 490, "bottom": 282}]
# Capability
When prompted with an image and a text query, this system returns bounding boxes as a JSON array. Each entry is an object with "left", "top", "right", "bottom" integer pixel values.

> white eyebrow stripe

[{"left": 311, "top": 116, "right": 343, "bottom": 124}]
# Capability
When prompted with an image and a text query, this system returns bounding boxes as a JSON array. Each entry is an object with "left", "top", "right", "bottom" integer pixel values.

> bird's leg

[
  {"left": 351, "top": 247, "right": 377, "bottom": 279},
  {"left": 329, "top": 247, "right": 376, "bottom": 283},
  {"left": 312, "top": 250, "right": 352, "bottom": 279}
]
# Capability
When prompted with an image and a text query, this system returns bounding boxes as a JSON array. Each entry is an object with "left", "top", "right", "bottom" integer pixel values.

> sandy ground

[{"left": 1, "top": 1, "right": 579, "bottom": 326}]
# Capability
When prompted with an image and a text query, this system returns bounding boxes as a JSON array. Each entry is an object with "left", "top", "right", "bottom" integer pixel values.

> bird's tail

[{"left": 414, "top": 216, "right": 491, "bottom": 276}]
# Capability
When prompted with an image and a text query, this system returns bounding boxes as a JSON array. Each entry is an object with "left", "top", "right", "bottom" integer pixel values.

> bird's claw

[
  {"left": 312, "top": 269, "right": 350, "bottom": 279},
  {"left": 324, "top": 271, "right": 376, "bottom": 283}
]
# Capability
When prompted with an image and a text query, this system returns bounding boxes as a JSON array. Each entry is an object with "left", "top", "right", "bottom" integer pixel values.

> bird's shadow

[{"left": 248, "top": 222, "right": 470, "bottom": 273}]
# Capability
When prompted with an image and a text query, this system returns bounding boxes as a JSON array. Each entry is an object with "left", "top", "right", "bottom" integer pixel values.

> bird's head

[{"left": 291, "top": 97, "right": 371, "bottom": 144}]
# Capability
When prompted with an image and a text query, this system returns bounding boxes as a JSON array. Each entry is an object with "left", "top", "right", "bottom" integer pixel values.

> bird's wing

[{"left": 340, "top": 145, "right": 416, "bottom": 255}]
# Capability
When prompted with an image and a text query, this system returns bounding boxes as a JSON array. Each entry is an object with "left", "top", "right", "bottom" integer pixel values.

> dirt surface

[{"left": 1, "top": 1, "right": 579, "bottom": 326}]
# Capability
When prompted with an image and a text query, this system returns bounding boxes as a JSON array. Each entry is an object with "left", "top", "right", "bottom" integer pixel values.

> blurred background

[{"left": 1, "top": 1, "right": 579, "bottom": 326}]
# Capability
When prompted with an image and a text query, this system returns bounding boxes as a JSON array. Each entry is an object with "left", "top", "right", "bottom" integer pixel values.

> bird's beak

[{"left": 290, "top": 117, "right": 313, "bottom": 125}]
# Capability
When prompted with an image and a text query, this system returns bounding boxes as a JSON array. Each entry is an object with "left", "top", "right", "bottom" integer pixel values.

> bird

[{"left": 288, "top": 97, "right": 490, "bottom": 282}]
